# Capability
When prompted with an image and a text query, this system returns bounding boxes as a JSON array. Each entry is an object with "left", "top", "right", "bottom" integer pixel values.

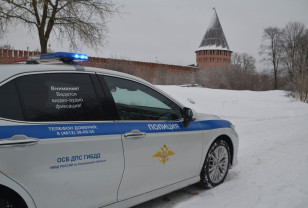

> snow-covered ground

[{"left": 134, "top": 86, "right": 308, "bottom": 208}]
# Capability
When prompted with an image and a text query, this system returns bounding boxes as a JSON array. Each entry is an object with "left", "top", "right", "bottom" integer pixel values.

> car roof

[{"left": 0, "top": 64, "right": 148, "bottom": 85}]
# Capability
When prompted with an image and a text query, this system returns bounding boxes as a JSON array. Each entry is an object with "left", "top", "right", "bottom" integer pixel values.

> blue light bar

[{"left": 40, "top": 52, "right": 88, "bottom": 61}]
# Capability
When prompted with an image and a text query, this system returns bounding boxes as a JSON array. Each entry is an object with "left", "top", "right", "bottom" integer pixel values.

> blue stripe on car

[{"left": 0, "top": 120, "right": 231, "bottom": 140}]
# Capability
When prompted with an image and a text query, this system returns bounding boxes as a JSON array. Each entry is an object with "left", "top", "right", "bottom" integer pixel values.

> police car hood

[{"left": 194, "top": 112, "right": 220, "bottom": 121}]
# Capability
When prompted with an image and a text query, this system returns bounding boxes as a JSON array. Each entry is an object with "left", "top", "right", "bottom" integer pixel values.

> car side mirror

[{"left": 183, "top": 107, "right": 193, "bottom": 128}]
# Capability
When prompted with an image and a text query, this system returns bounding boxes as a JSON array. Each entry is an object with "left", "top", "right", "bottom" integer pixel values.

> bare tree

[
  {"left": 260, "top": 27, "right": 284, "bottom": 89},
  {"left": 281, "top": 22, "right": 308, "bottom": 102},
  {"left": 0, "top": 25, "right": 4, "bottom": 39},
  {"left": 0, "top": 0, "right": 118, "bottom": 53},
  {"left": 0, "top": 7, "right": 6, "bottom": 40},
  {"left": 232, "top": 52, "right": 256, "bottom": 72},
  {"left": 230, "top": 52, "right": 258, "bottom": 90},
  {"left": 194, "top": 52, "right": 259, "bottom": 90},
  {"left": 0, "top": 43, "right": 13, "bottom": 49}
]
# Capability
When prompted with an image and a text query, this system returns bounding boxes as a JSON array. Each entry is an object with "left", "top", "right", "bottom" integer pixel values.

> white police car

[{"left": 0, "top": 52, "right": 238, "bottom": 208}]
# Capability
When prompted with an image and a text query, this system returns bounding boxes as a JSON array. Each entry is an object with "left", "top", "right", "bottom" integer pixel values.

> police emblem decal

[{"left": 153, "top": 144, "right": 175, "bottom": 164}]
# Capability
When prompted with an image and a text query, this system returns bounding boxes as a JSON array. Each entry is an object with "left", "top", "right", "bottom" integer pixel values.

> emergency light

[
  {"left": 40, "top": 52, "right": 88, "bottom": 61},
  {"left": 15, "top": 52, "right": 89, "bottom": 64},
  {"left": 15, "top": 52, "right": 89, "bottom": 71}
]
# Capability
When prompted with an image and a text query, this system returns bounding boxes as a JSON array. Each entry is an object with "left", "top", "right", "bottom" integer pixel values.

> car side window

[
  {"left": 0, "top": 80, "right": 24, "bottom": 120},
  {"left": 16, "top": 73, "right": 103, "bottom": 122},
  {"left": 103, "top": 76, "right": 182, "bottom": 121}
]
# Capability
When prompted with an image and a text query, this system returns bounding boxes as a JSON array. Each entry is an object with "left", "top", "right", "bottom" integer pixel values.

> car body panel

[
  {"left": 0, "top": 120, "right": 124, "bottom": 208},
  {"left": 0, "top": 64, "right": 239, "bottom": 208},
  {"left": 115, "top": 121, "right": 203, "bottom": 200}
]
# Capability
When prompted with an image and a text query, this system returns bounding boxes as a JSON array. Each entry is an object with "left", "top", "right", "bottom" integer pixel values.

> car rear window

[{"left": 16, "top": 73, "right": 103, "bottom": 121}]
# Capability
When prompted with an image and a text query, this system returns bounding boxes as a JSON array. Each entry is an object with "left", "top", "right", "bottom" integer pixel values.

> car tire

[
  {"left": 200, "top": 139, "right": 231, "bottom": 189},
  {"left": 0, "top": 191, "right": 27, "bottom": 208},
  {"left": 0, "top": 196, "right": 15, "bottom": 208}
]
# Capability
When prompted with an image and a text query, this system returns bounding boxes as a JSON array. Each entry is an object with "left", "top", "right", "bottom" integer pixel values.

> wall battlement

[{"left": 0, "top": 48, "right": 197, "bottom": 85}]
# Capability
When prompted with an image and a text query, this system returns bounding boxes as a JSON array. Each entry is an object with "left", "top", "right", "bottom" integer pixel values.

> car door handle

[
  {"left": 0, "top": 135, "right": 39, "bottom": 147},
  {"left": 124, "top": 130, "right": 146, "bottom": 139}
]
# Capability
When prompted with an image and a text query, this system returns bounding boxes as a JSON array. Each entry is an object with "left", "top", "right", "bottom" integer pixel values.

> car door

[
  {"left": 0, "top": 72, "right": 124, "bottom": 208},
  {"left": 100, "top": 75, "right": 203, "bottom": 200}
]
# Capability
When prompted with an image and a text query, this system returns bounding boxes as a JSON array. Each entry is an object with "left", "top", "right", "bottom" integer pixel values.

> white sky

[{"left": 2, "top": 0, "right": 308, "bottom": 70}]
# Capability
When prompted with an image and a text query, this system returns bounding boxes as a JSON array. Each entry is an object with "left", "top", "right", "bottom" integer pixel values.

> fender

[
  {"left": 0, "top": 172, "right": 36, "bottom": 208},
  {"left": 196, "top": 127, "right": 239, "bottom": 176}
]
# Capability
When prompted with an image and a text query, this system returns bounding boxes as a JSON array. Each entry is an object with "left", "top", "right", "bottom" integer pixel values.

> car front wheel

[
  {"left": 200, "top": 139, "right": 231, "bottom": 189},
  {"left": 0, "top": 188, "right": 27, "bottom": 208},
  {"left": 0, "top": 197, "right": 15, "bottom": 208}
]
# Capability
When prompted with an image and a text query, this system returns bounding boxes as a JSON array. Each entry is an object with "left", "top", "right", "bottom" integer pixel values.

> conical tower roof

[{"left": 196, "top": 8, "right": 230, "bottom": 51}]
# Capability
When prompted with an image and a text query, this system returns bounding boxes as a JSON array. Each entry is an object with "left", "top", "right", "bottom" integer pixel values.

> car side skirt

[{"left": 102, "top": 177, "right": 200, "bottom": 208}]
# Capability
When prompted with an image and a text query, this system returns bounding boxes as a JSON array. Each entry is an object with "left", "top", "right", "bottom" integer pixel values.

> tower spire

[
  {"left": 195, "top": 8, "right": 232, "bottom": 70},
  {"left": 197, "top": 9, "right": 230, "bottom": 51}
]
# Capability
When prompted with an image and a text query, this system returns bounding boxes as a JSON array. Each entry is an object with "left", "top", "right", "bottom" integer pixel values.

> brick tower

[{"left": 196, "top": 8, "right": 232, "bottom": 69}]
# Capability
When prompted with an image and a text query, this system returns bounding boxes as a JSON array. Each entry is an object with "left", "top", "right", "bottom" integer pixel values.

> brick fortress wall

[
  {"left": 0, "top": 48, "right": 41, "bottom": 64},
  {"left": 0, "top": 48, "right": 197, "bottom": 85}
]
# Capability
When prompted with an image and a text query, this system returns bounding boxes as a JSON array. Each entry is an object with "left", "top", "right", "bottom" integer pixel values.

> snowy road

[{"left": 133, "top": 86, "right": 308, "bottom": 208}]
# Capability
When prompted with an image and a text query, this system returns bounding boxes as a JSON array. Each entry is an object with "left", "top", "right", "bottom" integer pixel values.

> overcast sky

[{"left": 2, "top": 0, "right": 308, "bottom": 69}]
